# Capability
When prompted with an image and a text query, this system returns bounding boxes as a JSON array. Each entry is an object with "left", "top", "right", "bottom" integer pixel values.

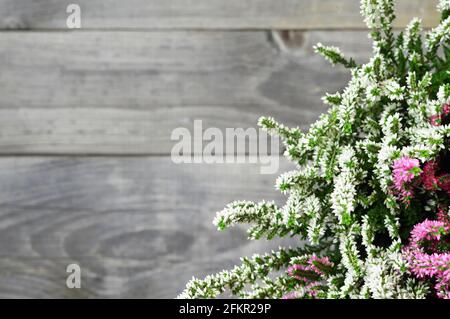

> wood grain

[
  {"left": 0, "top": 0, "right": 421, "bottom": 299},
  {"left": 0, "top": 156, "right": 297, "bottom": 298},
  {"left": 0, "top": 30, "right": 372, "bottom": 155},
  {"left": 0, "top": 0, "right": 440, "bottom": 30}
]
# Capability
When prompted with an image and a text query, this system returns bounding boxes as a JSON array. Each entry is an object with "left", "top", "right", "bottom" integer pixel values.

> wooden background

[{"left": 0, "top": 0, "right": 439, "bottom": 298}]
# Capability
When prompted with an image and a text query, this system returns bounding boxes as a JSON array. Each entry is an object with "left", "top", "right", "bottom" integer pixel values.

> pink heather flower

[
  {"left": 405, "top": 250, "right": 450, "bottom": 299},
  {"left": 287, "top": 264, "right": 314, "bottom": 283},
  {"left": 392, "top": 156, "right": 421, "bottom": 202},
  {"left": 420, "top": 159, "right": 450, "bottom": 196},
  {"left": 430, "top": 114, "right": 441, "bottom": 126},
  {"left": 422, "top": 161, "right": 439, "bottom": 191},
  {"left": 436, "top": 273, "right": 450, "bottom": 299},
  {"left": 410, "top": 219, "right": 449, "bottom": 243},
  {"left": 404, "top": 218, "right": 450, "bottom": 299},
  {"left": 282, "top": 284, "right": 321, "bottom": 300},
  {"left": 287, "top": 255, "right": 334, "bottom": 282},
  {"left": 437, "top": 206, "right": 450, "bottom": 224},
  {"left": 430, "top": 103, "right": 450, "bottom": 126},
  {"left": 282, "top": 285, "right": 320, "bottom": 299},
  {"left": 282, "top": 291, "right": 301, "bottom": 299},
  {"left": 438, "top": 174, "right": 450, "bottom": 196},
  {"left": 308, "top": 255, "right": 334, "bottom": 276},
  {"left": 305, "top": 282, "right": 321, "bottom": 298},
  {"left": 443, "top": 104, "right": 450, "bottom": 115},
  {"left": 285, "top": 255, "right": 334, "bottom": 299}
]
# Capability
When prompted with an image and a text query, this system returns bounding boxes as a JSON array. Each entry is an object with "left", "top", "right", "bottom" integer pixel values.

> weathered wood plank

[
  {"left": 0, "top": 156, "right": 297, "bottom": 298},
  {"left": 0, "top": 31, "right": 372, "bottom": 154},
  {"left": 0, "top": 0, "right": 440, "bottom": 30}
]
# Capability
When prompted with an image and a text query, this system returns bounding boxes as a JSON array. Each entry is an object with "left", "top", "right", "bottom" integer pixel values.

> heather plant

[{"left": 178, "top": 0, "right": 450, "bottom": 299}]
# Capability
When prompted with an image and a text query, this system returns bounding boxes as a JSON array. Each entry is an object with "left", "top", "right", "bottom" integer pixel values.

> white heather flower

[
  {"left": 366, "top": 83, "right": 381, "bottom": 103},
  {"left": 384, "top": 215, "right": 400, "bottom": 240},
  {"left": 404, "top": 18, "right": 423, "bottom": 50},
  {"left": 180, "top": 1, "right": 450, "bottom": 300},
  {"left": 361, "top": 0, "right": 380, "bottom": 29},
  {"left": 307, "top": 218, "right": 325, "bottom": 245},
  {"left": 375, "top": 143, "right": 398, "bottom": 193},
  {"left": 314, "top": 43, "right": 345, "bottom": 66},
  {"left": 438, "top": 0, "right": 450, "bottom": 12},
  {"left": 437, "top": 85, "right": 450, "bottom": 104},
  {"left": 331, "top": 147, "right": 358, "bottom": 225},
  {"left": 427, "top": 16, "right": 450, "bottom": 54},
  {"left": 383, "top": 79, "right": 405, "bottom": 101},
  {"left": 282, "top": 190, "right": 303, "bottom": 226}
]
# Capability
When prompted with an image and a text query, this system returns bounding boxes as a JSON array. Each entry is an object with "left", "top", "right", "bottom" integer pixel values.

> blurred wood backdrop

[{"left": 0, "top": 0, "right": 439, "bottom": 298}]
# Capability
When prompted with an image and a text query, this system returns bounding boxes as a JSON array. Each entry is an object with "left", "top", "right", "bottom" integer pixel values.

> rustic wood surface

[
  {"left": 0, "top": 31, "right": 372, "bottom": 154},
  {"left": 0, "top": 157, "right": 296, "bottom": 298},
  {"left": 0, "top": 0, "right": 439, "bottom": 30},
  {"left": 0, "top": 0, "right": 442, "bottom": 299}
]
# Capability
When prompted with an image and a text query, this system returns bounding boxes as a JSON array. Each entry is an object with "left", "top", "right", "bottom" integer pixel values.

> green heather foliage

[{"left": 179, "top": 0, "right": 450, "bottom": 299}]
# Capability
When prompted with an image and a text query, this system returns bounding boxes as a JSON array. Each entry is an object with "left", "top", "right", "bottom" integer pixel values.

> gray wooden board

[
  {"left": 0, "top": 156, "right": 298, "bottom": 298},
  {"left": 0, "top": 30, "right": 372, "bottom": 155},
  {"left": 0, "top": 0, "right": 427, "bottom": 299},
  {"left": 0, "top": 0, "right": 440, "bottom": 30}
]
